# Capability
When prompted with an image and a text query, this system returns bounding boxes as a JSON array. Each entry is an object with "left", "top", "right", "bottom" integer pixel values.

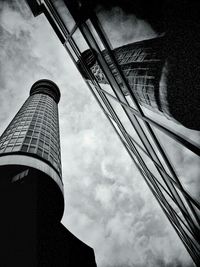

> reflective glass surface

[{"left": 50, "top": 0, "right": 75, "bottom": 31}]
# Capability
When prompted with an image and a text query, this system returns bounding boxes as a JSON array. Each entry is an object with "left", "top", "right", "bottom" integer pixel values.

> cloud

[{"left": 95, "top": 6, "right": 157, "bottom": 48}]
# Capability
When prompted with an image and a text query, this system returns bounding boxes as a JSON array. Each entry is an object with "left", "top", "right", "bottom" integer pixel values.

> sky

[{"left": 0, "top": 1, "right": 199, "bottom": 267}]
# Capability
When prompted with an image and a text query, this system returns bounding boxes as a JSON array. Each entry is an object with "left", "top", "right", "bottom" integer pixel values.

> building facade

[{"left": 25, "top": 1, "right": 200, "bottom": 266}]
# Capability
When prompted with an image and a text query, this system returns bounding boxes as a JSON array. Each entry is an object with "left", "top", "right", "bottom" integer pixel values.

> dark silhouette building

[{"left": 0, "top": 80, "right": 97, "bottom": 266}]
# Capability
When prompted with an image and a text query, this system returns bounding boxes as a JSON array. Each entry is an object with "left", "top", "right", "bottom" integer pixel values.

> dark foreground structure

[
  {"left": 0, "top": 80, "right": 96, "bottom": 266},
  {"left": 26, "top": 1, "right": 200, "bottom": 266}
]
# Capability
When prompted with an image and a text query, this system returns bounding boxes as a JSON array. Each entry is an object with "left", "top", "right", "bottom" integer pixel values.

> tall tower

[
  {"left": 0, "top": 79, "right": 63, "bottom": 202},
  {"left": 25, "top": 0, "right": 200, "bottom": 266},
  {"left": 0, "top": 79, "right": 64, "bottom": 264},
  {"left": 0, "top": 79, "right": 97, "bottom": 266}
]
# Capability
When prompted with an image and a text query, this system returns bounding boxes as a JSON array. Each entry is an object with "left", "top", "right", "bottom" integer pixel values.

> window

[
  {"left": 10, "top": 138, "right": 17, "bottom": 144},
  {"left": 40, "top": 133, "right": 45, "bottom": 140},
  {"left": 13, "top": 131, "right": 20, "bottom": 136},
  {"left": 3, "top": 140, "right": 9, "bottom": 146},
  {"left": 37, "top": 148, "right": 42, "bottom": 157},
  {"left": 12, "top": 145, "right": 20, "bottom": 152},
  {"left": 39, "top": 140, "right": 44, "bottom": 148},
  {"left": 31, "top": 138, "right": 37, "bottom": 145},
  {"left": 21, "top": 145, "right": 28, "bottom": 152},
  {"left": 5, "top": 146, "right": 12, "bottom": 153},
  {"left": 16, "top": 137, "right": 24, "bottom": 143},
  {"left": 50, "top": 155, "right": 54, "bottom": 163},
  {"left": 0, "top": 147, "right": 5, "bottom": 153},
  {"left": 24, "top": 137, "right": 31, "bottom": 144},
  {"left": 43, "top": 151, "right": 48, "bottom": 160},
  {"left": 20, "top": 130, "right": 26, "bottom": 136},
  {"left": 44, "top": 143, "right": 49, "bottom": 150},
  {"left": 28, "top": 146, "right": 36, "bottom": 153},
  {"left": 27, "top": 130, "right": 33, "bottom": 136}
]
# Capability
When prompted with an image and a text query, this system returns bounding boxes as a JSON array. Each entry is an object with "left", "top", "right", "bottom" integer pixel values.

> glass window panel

[
  {"left": 136, "top": 144, "right": 172, "bottom": 190},
  {"left": 20, "top": 130, "right": 26, "bottom": 136},
  {"left": 125, "top": 95, "right": 138, "bottom": 109},
  {"left": 12, "top": 145, "right": 20, "bottom": 152},
  {"left": 31, "top": 138, "right": 37, "bottom": 145},
  {"left": 94, "top": 6, "right": 158, "bottom": 49},
  {"left": 45, "top": 136, "right": 50, "bottom": 142},
  {"left": 27, "top": 130, "right": 33, "bottom": 136},
  {"left": 24, "top": 137, "right": 31, "bottom": 144},
  {"left": 40, "top": 133, "right": 45, "bottom": 140},
  {"left": 0, "top": 147, "right": 5, "bottom": 153},
  {"left": 39, "top": 140, "right": 44, "bottom": 147},
  {"left": 10, "top": 138, "right": 16, "bottom": 144},
  {"left": 50, "top": 155, "right": 54, "bottom": 163},
  {"left": 152, "top": 126, "right": 200, "bottom": 202},
  {"left": 16, "top": 137, "right": 24, "bottom": 143},
  {"left": 28, "top": 146, "right": 36, "bottom": 153},
  {"left": 106, "top": 95, "right": 147, "bottom": 151},
  {"left": 136, "top": 116, "right": 172, "bottom": 176},
  {"left": 33, "top": 132, "right": 39, "bottom": 138},
  {"left": 21, "top": 145, "right": 28, "bottom": 152},
  {"left": 141, "top": 105, "right": 200, "bottom": 145},
  {"left": 37, "top": 148, "right": 42, "bottom": 157},
  {"left": 13, "top": 131, "right": 20, "bottom": 136},
  {"left": 53, "top": 161, "right": 58, "bottom": 169},
  {"left": 5, "top": 146, "right": 12, "bottom": 153},
  {"left": 87, "top": 83, "right": 112, "bottom": 116},
  {"left": 110, "top": 118, "right": 133, "bottom": 149},
  {"left": 72, "top": 28, "right": 89, "bottom": 52},
  {"left": 86, "top": 19, "right": 105, "bottom": 51},
  {"left": 43, "top": 151, "right": 48, "bottom": 160},
  {"left": 44, "top": 143, "right": 49, "bottom": 150},
  {"left": 3, "top": 140, "right": 9, "bottom": 145}
]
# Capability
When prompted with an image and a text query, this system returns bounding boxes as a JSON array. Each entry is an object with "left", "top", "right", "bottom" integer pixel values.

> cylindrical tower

[
  {"left": 0, "top": 79, "right": 98, "bottom": 266},
  {"left": 0, "top": 79, "right": 64, "bottom": 222}
]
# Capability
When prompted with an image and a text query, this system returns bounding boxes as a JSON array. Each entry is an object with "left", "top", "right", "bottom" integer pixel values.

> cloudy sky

[{"left": 0, "top": 1, "right": 199, "bottom": 266}]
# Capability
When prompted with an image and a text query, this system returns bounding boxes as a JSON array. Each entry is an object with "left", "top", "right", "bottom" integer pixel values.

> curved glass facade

[
  {"left": 0, "top": 81, "right": 62, "bottom": 178},
  {"left": 78, "top": 37, "right": 165, "bottom": 113},
  {"left": 26, "top": 1, "right": 200, "bottom": 265}
]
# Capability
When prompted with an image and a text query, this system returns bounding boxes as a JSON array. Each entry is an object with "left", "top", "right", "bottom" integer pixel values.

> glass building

[
  {"left": 0, "top": 79, "right": 62, "bottom": 185},
  {"left": 26, "top": 1, "right": 200, "bottom": 266},
  {"left": 0, "top": 79, "right": 63, "bottom": 207},
  {"left": 0, "top": 79, "right": 64, "bottom": 265}
]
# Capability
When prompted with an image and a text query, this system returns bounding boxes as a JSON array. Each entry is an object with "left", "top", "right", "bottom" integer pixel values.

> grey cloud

[{"left": 96, "top": 6, "right": 157, "bottom": 48}]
